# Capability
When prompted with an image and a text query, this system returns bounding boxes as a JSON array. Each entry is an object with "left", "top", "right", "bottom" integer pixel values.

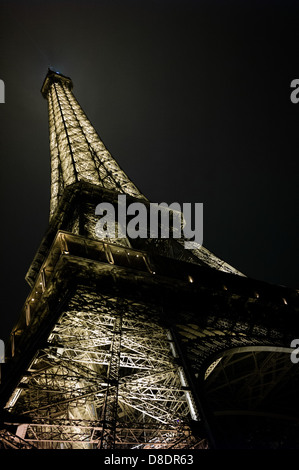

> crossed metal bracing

[
  {"left": 44, "top": 70, "right": 242, "bottom": 276},
  {"left": 205, "top": 349, "right": 299, "bottom": 418},
  {"left": 0, "top": 420, "right": 205, "bottom": 449},
  {"left": 0, "top": 429, "right": 36, "bottom": 449},
  {"left": 47, "top": 77, "right": 143, "bottom": 218},
  {"left": 4, "top": 291, "right": 203, "bottom": 449}
]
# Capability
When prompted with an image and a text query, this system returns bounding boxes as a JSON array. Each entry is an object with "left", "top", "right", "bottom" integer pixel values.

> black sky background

[{"left": 0, "top": 0, "right": 298, "bottom": 342}]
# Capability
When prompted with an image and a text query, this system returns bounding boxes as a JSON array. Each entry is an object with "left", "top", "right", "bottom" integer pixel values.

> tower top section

[
  {"left": 41, "top": 68, "right": 73, "bottom": 98},
  {"left": 41, "top": 69, "right": 144, "bottom": 219}
]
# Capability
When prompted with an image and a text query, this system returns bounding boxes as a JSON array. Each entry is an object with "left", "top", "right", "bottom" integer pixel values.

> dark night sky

[{"left": 0, "top": 0, "right": 298, "bottom": 342}]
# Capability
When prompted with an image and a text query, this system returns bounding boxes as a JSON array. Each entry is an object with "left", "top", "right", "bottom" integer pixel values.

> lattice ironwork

[
  {"left": 2, "top": 69, "right": 297, "bottom": 451},
  {"left": 42, "top": 69, "right": 242, "bottom": 276},
  {"left": 43, "top": 69, "right": 144, "bottom": 219},
  {"left": 4, "top": 290, "right": 204, "bottom": 449}
]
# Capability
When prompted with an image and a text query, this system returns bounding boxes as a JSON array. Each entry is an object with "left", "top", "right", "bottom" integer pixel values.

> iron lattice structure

[
  {"left": 44, "top": 70, "right": 143, "bottom": 219},
  {"left": 8, "top": 288, "right": 201, "bottom": 449},
  {"left": 1, "top": 69, "right": 299, "bottom": 450}
]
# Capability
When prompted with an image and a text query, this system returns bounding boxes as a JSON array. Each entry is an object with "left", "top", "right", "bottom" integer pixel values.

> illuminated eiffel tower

[{"left": 0, "top": 69, "right": 299, "bottom": 450}]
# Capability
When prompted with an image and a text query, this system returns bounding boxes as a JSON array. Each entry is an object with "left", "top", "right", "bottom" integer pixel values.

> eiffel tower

[{"left": 0, "top": 69, "right": 299, "bottom": 450}]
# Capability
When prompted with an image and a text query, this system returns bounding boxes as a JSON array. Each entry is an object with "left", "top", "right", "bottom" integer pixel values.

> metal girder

[
  {"left": 205, "top": 349, "right": 299, "bottom": 417},
  {"left": 1, "top": 421, "right": 203, "bottom": 449},
  {"left": 0, "top": 429, "right": 36, "bottom": 449},
  {"left": 47, "top": 74, "right": 143, "bottom": 218},
  {"left": 3, "top": 292, "right": 201, "bottom": 448}
]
